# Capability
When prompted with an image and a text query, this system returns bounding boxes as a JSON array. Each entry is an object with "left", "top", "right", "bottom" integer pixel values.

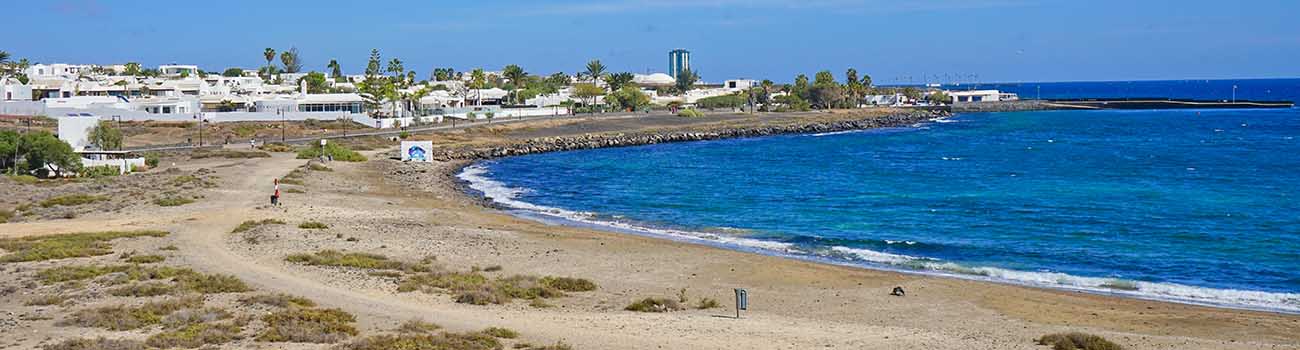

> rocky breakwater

[{"left": 430, "top": 110, "right": 947, "bottom": 161}]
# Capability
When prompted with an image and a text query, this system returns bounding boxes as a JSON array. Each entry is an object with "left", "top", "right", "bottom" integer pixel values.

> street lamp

[
  {"left": 111, "top": 115, "right": 123, "bottom": 150},
  {"left": 1232, "top": 85, "right": 1238, "bottom": 103},
  {"left": 280, "top": 108, "right": 286, "bottom": 143}
]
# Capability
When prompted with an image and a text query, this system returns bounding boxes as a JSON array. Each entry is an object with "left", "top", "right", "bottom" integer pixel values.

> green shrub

[
  {"left": 123, "top": 254, "right": 165, "bottom": 264},
  {"left": 231, "top": 219, "right": 286, "bottom": 233},
  {"left": 26, "top": 294, "right": 72, "bottom": 306},
  {"left": 154, "top": 197, "right": 196, "bottom": 207},
  {"left": 80, "top": 165, "right": 121, "bottom": 178},
  {"left": 42, "top": 338, "right": 148, "bottom": 350},
  {"left": 60, "top": 296, "right": 203, "bottom": 330},
  {"left": 0, "top": 209, "right": 11, "bottom": 223},
  {"left": 287, "top": 250, "right": 428, "bottom": 272},
  {"left": 298, "top": 221, "right": 329, "bottom": 229},
  {"left": 108, "top": 282, "right": 175, "bottom": 297},
  {"left": 7, "top": 174, "right": 39, "bottom": 185},
  {"left": 336, "top": 333, "right": 501, "bottom": 350},
  {"left": 540, "top": 276, "right": 597, "bottom": 292},
  {"left": 176, "top": 273, "right": 252, "bottom": 294},
  {"left": 256, "top": 307, "right": 359, "bottom": 343},
  {"left": 308, "top": 163, "right": 332, "bottom": 171},
  {"left": 1036, "top": 332, "right": 1124, "bottom": 350},
  {"left": 677, "top": 109, "right": 705, "bottom": 118},
  {"left": 399, "top": 131, "right": 411, "bottom": 139},
  {"left": 239, "top": 293, "right": 317, "bottom": 308},
  {"left": 481, "top": 327, "right": 518, "bottom": 339},
  {"left": 144, "top": 152, "right": 161, "bottom": 168},
  {"left": 190, "top": 149, "right": 271, "bottom": 159},
  {"left": 625, "top": 297, "right": 684, "bottom": 313},
  {"left": 40, "top": 194, "right": 107, "bottom": 208},
  {"left": 398, "top": 271, "right": 591, "bottom": 305},
  {"left": 0, "top": 230, "right": 168, "bottom": 263},
  {"left": 259, "top": 142, "right": 296, "bottom": 152},
  {"left": 396, "top": 319, "right": 441, "bottom": 333},
  {"left": 296, "top": 143, "right": 366, "bottom": 162},
  {"left": 146, "top": 322, "right": 241, "bottom": 348}
]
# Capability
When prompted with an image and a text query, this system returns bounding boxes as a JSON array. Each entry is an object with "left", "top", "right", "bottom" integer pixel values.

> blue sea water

[{"left": 460, "top": 79, "right": 1300, "bottom": 312}]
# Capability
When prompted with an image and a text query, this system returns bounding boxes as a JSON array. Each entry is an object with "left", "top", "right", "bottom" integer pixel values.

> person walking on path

[{"left": 271, "top": 178, "right": 280, "bottom": 206}]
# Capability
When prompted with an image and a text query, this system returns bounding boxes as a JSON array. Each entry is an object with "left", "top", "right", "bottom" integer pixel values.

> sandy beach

[{"left": 2, "top": 110, "right": 1298, "bottom": 350}]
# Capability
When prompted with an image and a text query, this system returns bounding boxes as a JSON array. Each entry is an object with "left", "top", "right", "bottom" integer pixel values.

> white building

[
  {"left": 1, "top": 78, "right": 33, "bottom": 101},
  {"left": 25, "top": 64, "right": 95, "bottom": 79},
  {"left": 724, "top": 79, "right": 757, "bottom": 91},
  {"left": 159, "top": 65, "right": 200, "bottom": 78},
  {"left": 633, "top": 73, "right": 675, "bottom": 86},
  {"left": 947, "top": 90, "right": 1016, "bottom": 103}
]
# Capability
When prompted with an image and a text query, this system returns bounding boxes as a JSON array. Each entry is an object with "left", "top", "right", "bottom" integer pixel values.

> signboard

[
  {"left": 734, "top": 288, "right": 748, "bottom": 318},
  {"left": 401, "top": 141, "right": 434, "bottom": 162}
]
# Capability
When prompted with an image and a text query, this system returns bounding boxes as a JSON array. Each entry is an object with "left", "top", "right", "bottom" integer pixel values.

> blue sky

[{"left": 6, "top": 0, "right": 1299, "bottom": 83}]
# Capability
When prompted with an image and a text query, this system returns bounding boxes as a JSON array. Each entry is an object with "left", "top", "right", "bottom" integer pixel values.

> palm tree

[
  {"left": 501, "top": 64, "right": 526, "bottom": 105},
  {"left": 469, "top": 68, "right": 486, "bottom": 106},
  {"left": 584, "top": 60, "right": 606, "bottom": 83},
  {"left": 386, "top": 58, "right": 404, "bottom": 85},
  {"left": 327, "top": 59, "right": 342, "bottom": 79},
  {"left": 280, "top": 48, "right": 302, "bottom": 74},
  {"left": 263, "top": 48, "right": 276, "bottom": 78},
  {"left": 0, "top": 51, "right": 10, "bottom": 64}
]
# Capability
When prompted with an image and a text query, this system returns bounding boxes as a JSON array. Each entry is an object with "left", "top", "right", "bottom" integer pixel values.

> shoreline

[{"left": 441, "top": 112, "right": 1300, "bottom": 316}]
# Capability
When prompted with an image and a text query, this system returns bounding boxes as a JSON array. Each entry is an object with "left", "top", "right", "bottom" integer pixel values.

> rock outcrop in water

[{"left": 428, "top": 110, "right": 947, "bottom": 161}]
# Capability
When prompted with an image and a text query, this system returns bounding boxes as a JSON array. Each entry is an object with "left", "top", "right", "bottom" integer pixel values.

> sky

[{"left": 5, "top": 0, "right": 1300, "bottom": 84}]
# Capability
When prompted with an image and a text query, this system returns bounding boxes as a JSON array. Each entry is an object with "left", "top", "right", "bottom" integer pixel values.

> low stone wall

[{"left": 428, "top": 110, "right": 947, "bottom": 161}]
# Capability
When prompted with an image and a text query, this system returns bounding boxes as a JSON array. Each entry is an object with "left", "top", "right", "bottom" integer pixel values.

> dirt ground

[{"left": 2, "top": 111, "right": 1298, "bottom": 350}]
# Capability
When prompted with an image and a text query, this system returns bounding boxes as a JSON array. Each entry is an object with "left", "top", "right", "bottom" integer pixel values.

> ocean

[{"left": 459, "top": 79, "right": 1300, "bottom": 313}]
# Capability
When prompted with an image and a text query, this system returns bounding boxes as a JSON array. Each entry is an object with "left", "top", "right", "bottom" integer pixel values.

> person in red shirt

[{"left": 272, "top": 178, "right": 280, "bottom": 205}]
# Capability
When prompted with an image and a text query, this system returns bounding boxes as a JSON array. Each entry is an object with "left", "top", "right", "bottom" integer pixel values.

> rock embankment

[{"left": 428, "top": 110, "right": 947, "bottom": 161}]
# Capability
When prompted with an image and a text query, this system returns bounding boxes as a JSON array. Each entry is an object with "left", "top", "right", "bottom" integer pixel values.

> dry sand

[{"left": 2, "top": 111, "right": 1298, "bottom": 349}]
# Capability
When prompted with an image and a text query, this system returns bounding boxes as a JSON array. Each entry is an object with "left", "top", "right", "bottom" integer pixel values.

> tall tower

[{"left": 669, "top": 49, "right": 691, "bottom": 78}]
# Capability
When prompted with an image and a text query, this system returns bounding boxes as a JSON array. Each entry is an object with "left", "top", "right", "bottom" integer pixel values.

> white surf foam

[{"left": 459, "top": 163, "right": 1300, "bottom": 314}]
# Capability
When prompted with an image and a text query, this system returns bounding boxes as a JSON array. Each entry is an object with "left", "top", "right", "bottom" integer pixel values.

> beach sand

[{"left": 2, "top": 110, "right": 1297, "bottom": 349}]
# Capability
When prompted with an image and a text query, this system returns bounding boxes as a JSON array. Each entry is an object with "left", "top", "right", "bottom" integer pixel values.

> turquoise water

[{"left": 461, "top": 83, "right": 1300, "bottom": 312}]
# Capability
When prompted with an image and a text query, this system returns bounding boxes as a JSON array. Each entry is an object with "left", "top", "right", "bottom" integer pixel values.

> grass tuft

[
  {"left": 26, "top": 294, "right": 72, "bottom": 306},
  {"left": 1036, "top": 332, "right": 1124, "bottom": 350},
  {"left": 60, "top": 296, "right": 203, "bottom": 331},
  {"left": 123, "top": 254, "right": 165, "bottom": 264},
  {"left": 399, "top": 271, "right": 594, "bottom": 305},
  {"left": 41, "top": 337, "right": 148, "bottom": 350},
  {"left": 154, "top": 197, "right": 196, "bottom": 207},
  {"left": 540, "top": 276, "right": 597, "bottom": 292},
  {"left": 0, "top": 230, "right": 168, "bottom": 263},
  {"left": 239, "top": 293, "right": 317, "bottom": 308},
  {"left": 287, "top": 250, "right": 428, "bottom": 272},
  {"left": 481, "top": 327, "right": 519, "bottom": 339},
  {"left": 231, "top": 219, "right": 286, "bottom": 233},
  {"left": 625, "top": 297, "right": 684, "bottom": 313},
  {"left": 256, "top": 307, "right": 359, "bottom": 343},
  {"left": 108, "top": 282, "right": 176, "bottom": 297},
  {"left": 146, "top": 322, "right": 241, "bottom": 349},
  {"left": 395, "top": 319, "right": 441, "bottom": 334},
  {"left": 40, "top": 194, "right": 107, "bottom": 208},
  {"left": 336, "top": 332, "right": 501, "bottom": 350},
  {"left": 298, "top": 221, "right": 329, "bottom": 229},
  {"left": 36, "top": 264, "right": 249, "bottom": 294}
]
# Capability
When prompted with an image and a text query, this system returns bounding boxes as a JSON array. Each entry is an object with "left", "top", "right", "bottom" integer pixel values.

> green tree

[
  {"left": 845, "top": 68, "right": 863, "bottom": 107},
  {"left": 299, "top": 72, "right": 329, "bottom": 94},
  {"left": 262, "top": 48, "right": 276, "bottom": 78},
  {"left": 810, "top": 84, "right": 845, "bottom": 109},
  {"left": 502, "top": 64, "right": 527, "bottom": 104},
  {"left": 572, "top": 83, "right": 605, "bottom": 110},
  {"left": 603, "top": 72, "right": 634, "bottom": 92},
  {"left": 124, "top": 62, "right": 142, "bottom": 76},
  {"left": 0, "top": 51, "right": 8, "bottom": 65},
  {"left": 814, "top": 70, "right": 836, "bottom": 87},
  {"left": 675, "top": 68, "right": 699, "bottom": 93},
  {"left": 386, "top": 58, "right": 405, "bottom": 85},
  {"left": 0, "top": 130, "right": 17, "bottom": 171},
  {"left": 365, "top": 49, "right": 383, "bottom": 77},
  {"left": 604, "top": 85, "right": 650, "bottom": 111},
  {"left": 793, "top": 74, "right": 810, "bottom": 99},
  {"left": 88, "top": 122, "right": 124, "bottom": 150},
  {"left": 583, "top": 59, "right": 606, "bottom": 83},
  {"left": 901, "top": 87, "right": 922, "bottom": 101},
  {"left": 327, "top": 59, "right": 343, "bottom": 79},
  {"left": 432, "top": 68, "right": 456, "bottom": 81},
  {"left": 927, "top": 90, "right": 952, "bottom": 105},
  {"left": 280, "top": 47, "right": 302, "bottom": 73},
  {"left": 860, "top": 74, "right": 873, "bottom": 93},
  {"left": 22, "top": 132, "right": 80, "bottom": 177},
  {"left": 221, "top": 68, "right": 243, "bottom": 77}
]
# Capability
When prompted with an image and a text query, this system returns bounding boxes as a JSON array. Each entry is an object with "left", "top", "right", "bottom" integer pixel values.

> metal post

[
  {"left": 113, "top": 115, "right": 122, "bottom": 150},
  {"left": 733, "top": 288, "right": 748, "bottom": 319},
  {"left": 280, "top": 109, "right": 286, "bottom": 143},
  {"left": 1232, "top": 85, "right": 1237, "bottom": 103}
]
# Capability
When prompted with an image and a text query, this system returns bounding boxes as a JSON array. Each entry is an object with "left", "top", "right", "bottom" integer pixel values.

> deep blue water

[{"left": 462, "top": 79, "right": 1300, "bottom": 312}]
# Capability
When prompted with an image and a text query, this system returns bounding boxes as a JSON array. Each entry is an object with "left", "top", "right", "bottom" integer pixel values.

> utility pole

[
  {"left": 1232, "top": 85, "right": 1238, "bottom": 103},
  {"left": 112, "top": 115, "right": 122, "bottom": 150},
  {"left": 280, "top": 108, "right": 286, "bottom": 143},
  {"left": 11, "top": 118, "right": 23, "bottom": 176}
]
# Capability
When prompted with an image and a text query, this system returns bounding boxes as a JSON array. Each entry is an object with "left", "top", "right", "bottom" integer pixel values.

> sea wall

[
  {"left": 426, "top": 110, "right": 947, "bottom": 161},
  {"left": 951, "top": 100, "right": 1050, "bottom": 113}
]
